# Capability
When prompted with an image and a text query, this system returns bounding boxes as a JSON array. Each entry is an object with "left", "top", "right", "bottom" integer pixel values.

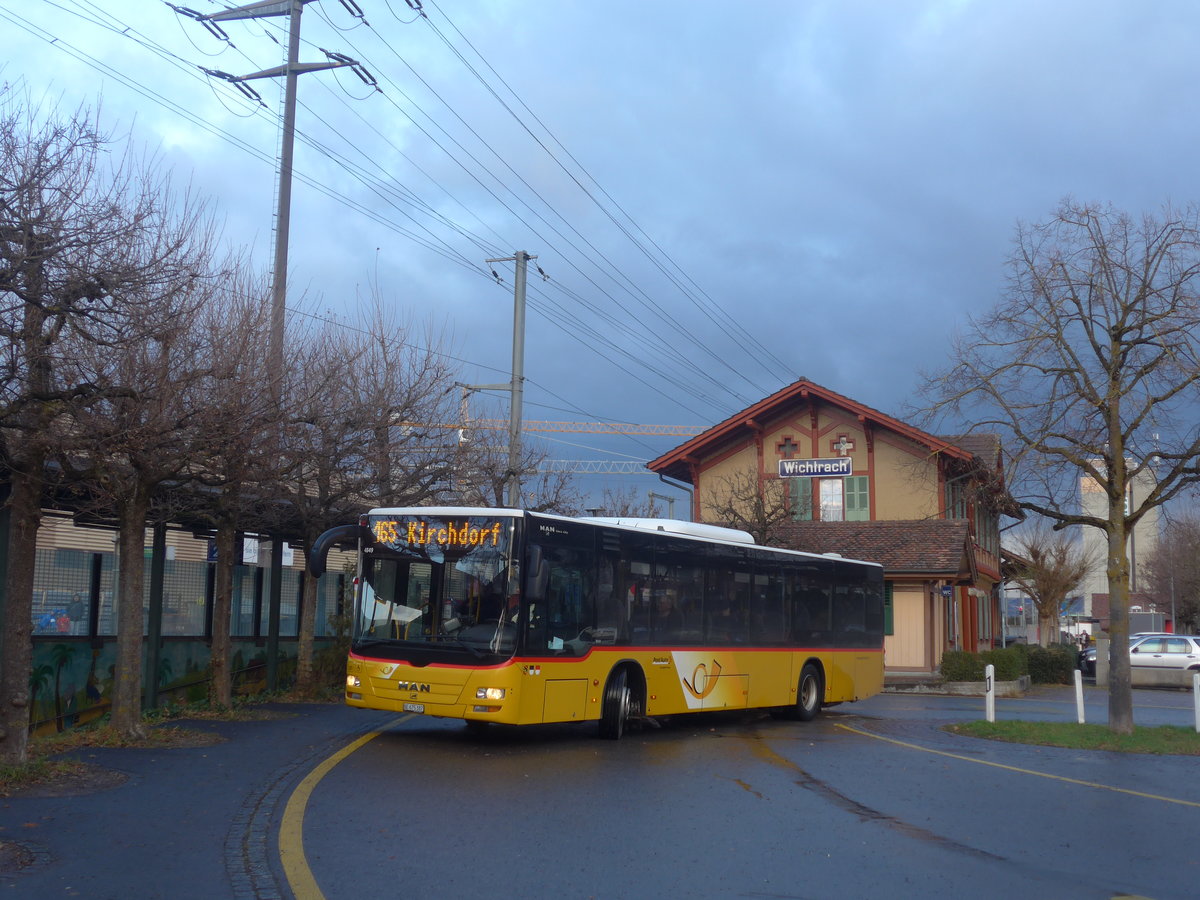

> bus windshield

[{"left": 356, "top": 513, "right": 521, "bottom": 660}]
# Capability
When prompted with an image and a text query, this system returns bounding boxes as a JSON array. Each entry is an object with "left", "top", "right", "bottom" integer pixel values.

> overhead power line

[
  {"left": 400, "top": 419, "right": 703, "bottom": 436},
  {"left": 509, "top": 420, "right": 702, "bottom": 436},
  {"left": 9, "top": 0, "right": 787, "bottom": 430}
]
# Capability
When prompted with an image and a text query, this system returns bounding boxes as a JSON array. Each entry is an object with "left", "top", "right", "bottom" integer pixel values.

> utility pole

[
  {"left": 485, "top": 252, "right": 535, "bottom": 508},
  {"left": 648, "top": 491, "right": 676, "bottom": 519},
  {"left": 197, "top": 0, "right": 357, "bottom": 397},
  {"left": 188, "top": 0, "right": 361, "bottom": 692}
]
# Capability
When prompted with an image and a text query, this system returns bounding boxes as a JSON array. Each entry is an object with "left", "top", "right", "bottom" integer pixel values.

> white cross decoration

[{"left": 831, "top": 434, "right": 855, "bottom": 456}]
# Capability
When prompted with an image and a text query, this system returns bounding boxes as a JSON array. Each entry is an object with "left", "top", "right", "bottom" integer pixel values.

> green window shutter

[
  {"left": 789, "top": 478, "right": 812, "bottom": 521},
  {"left": 845, "top": 476, "right": 870, "bottom": 521},
  {"left": 884, "top": 582, "right": 894, "bottom": 636}
]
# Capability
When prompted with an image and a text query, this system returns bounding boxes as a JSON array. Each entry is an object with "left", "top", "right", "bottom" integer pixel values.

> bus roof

[
  {"left": 577, "top": 516, "right": 755, "bottom": 544},
  {"left": 365, "top": 508, "right": 752, "bottom": 544},
  {"left": 367, "top": 506, "right": 524, "bottom": 519},
  {"left": 363, "top": 507, "right": 882, "bottom": 569}
]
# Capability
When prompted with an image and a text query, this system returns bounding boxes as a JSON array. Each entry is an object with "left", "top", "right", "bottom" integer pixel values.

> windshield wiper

[
  {"left": 353, "top": 638, "right": 396, "bottom": 650},
  {"left": 443, "top": 636, "right": 487, "bottom": 659}
]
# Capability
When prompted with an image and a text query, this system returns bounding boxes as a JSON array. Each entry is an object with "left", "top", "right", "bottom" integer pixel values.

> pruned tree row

[{"left": 0, "top": 91, "right": 579, "bottom": 761}]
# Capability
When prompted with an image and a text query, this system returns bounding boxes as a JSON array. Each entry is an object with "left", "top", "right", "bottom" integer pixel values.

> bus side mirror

[
  {"left": 525, "top": 545, "right": 548, "bottom": 602},
  {"left": 308, "top": 524, "right": 373, "bottom": 577}
]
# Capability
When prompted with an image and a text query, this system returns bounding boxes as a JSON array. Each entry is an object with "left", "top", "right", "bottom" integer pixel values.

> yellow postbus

[{"left": 308, "top": 507, "right": 884, "bottom": 739}]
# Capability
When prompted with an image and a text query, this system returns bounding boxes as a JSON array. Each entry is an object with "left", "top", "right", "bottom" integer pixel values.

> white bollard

[
  {"left": 1194, "top": 672, "right": 1199, "bottom": 734},
  {"left": 1074, "top": 669, "right": 1085, "bottom": 724},
  {"left": 985, "top": 663, "right": 995, "bottom": 723}
]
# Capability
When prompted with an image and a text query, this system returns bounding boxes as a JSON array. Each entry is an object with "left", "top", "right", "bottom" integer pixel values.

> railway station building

[{"left": 647, "top": 378, "right": 1017, "bottom": 677}]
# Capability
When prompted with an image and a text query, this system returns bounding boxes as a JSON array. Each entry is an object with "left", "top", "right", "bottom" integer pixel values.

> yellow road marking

[
  {"left": 835, "top": 722, "right": 1200, "bottom": 808},
  {"left": 280, "top": 716, "right": 409, "bottom": 900}
]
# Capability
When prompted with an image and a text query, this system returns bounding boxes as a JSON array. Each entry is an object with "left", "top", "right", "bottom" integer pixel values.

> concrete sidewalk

[{"left": 0, "top": 702, "right": 395, "bottom": 900}]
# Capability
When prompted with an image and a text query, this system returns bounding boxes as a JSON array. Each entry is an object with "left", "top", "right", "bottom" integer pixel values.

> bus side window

[
  {"left": 832, "top": 583, "right": 866, "bottom": 647},
  {"left": 793, "top": 582, "right": 831, "bottom": 643},
  {"left": 583, "top": 552, "right": 623, "bottom": 646},
  {"left": 537, "top": 544, "right": 597, "bottom": 656},
  {"left": 752, "top": 568, "right": 785, "bottom": 644},
  {"left": 618, "top": 538, "right": 653, "bottom": 644},
  {"left": 705, "top": 567, "right": 748, "bottom": 645}
]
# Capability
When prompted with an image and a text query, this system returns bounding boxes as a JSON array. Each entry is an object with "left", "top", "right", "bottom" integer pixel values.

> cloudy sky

[{"left": 3, "top": 0, "right": 1199, "bottom": 506}]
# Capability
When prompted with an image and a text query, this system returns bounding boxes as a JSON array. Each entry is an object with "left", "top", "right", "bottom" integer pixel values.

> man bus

[{"left": 308, "top": 506, "right": 884, "bottom": 739}]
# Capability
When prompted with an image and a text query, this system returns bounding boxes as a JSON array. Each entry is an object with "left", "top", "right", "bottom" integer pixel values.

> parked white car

[
  {"left": 1080, "top": 634, "right": 1200, "bottom": 677},
  {"left": 1128, "top": 635, "right": 1200, "bottom": 670}
]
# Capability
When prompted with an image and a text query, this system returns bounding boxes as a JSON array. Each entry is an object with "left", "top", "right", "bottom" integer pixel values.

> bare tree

[
  {"left": 0, "top": 92, "right": 216, "bottom": 758},
  {"left": 1004, "top": 523, "right": 1092, "bottom": 646},
  {"left": 277, "top": 308, "right": 462, "bottom": 696},
  {"left": 1141, "top": 513, "right": 1200, "bottom": 634},
  {"left": 701, "top": 469, "right": 790, "bottom": 545},
  {"left": 920, "top": 199, "right": 1200, "bottom": 734},
  {"left": 354, "top": 311, "right": 460, "bottom": 510},
  {"left": 188, "top": 265, "right": 277, "bottom": 708},
  {"left": 592, "top": 485, "right": 661, "bottom": 518},
  {"left": 59, "top": 242, "right": 221, "bottom": 738},
  {"left": 452, "top": 417, "right": 581, "bottom": 514}
]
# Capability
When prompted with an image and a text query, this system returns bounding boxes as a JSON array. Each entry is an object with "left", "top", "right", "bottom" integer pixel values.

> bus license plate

[{"left": 403, "top": 702, "right": 425, "bottom": 713}]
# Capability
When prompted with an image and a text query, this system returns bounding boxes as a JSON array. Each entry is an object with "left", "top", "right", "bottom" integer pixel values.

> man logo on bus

[
  {"left": 682, "top": 659, "right": 723, "bottom": 699},
  {"left": 396, "top": 682, "right": 431, "bottom": 693}
]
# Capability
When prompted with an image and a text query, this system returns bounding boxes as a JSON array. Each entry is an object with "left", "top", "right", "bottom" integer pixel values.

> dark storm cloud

[{"left": 4, "top": 0, "right": 1199, "bottom": 482}]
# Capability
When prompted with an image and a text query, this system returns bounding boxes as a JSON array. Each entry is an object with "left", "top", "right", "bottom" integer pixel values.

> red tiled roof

[
  {"left": 774, "top": 519, "right": 976, "bottom": 579},
  {"left": 940, "top": 433, "right": 1003, "bottom": 470}
]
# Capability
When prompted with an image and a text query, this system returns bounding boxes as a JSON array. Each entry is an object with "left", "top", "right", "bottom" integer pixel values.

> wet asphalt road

[
  {"left": 2, "top": 685, "right": 1196, "bottom": 899},
  {"left": 301, "top": 685, "right": 1199, "bottom": 900}
]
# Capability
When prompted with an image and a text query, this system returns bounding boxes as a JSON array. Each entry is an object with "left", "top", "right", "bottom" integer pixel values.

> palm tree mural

[
  {"left": 86, "top": 648, "right": 102, "bottom": 704},
  {"left": 49, "top": 643, "right": 77, "bottom": 732},
  {"left": 28, "top": 664, "right": 53, "bottom": 732},
  {"left": 157, "top": 656, "right": 174, "bottom": 704}
]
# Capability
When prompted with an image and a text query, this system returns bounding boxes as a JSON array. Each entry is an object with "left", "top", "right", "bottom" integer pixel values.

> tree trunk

[
  {"left": 1106, "top": 519, "right": 1134, "bottom": 734},
  {"left": 111, "top": 490, "right": 151, "bottom": 739},
  {"left": 1038, "top": 610, "right": 1061, "bottom": 648},
  {"left": 209, "top": 520, "right": 235, "bottom": 708},
  {"left": 294, "top": 567, "right": 320, "bottom": 696},
  {"left": 0, "top": 469, "right": 42, "bottom": 764}
]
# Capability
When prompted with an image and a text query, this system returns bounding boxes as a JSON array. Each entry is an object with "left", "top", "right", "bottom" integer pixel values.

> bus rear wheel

[
  {"left": 795, "top": 662, "right": 823, "bottom": 722},
  {"left": 599, "top": 668, "right": 631, "bottom": 740}
]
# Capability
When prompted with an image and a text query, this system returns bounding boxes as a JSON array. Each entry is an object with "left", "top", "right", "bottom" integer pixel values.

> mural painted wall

[{"left": 27, "top": 638, "right": 322, "bottom": 737}]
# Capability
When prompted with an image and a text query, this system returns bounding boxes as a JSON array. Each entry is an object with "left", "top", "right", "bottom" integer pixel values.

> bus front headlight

[
  {"left": 475, "top": 687, "right": 505, "bottom": 701},
  {"left": 347, "top": 675, "right": 361, "bottom": 688}
]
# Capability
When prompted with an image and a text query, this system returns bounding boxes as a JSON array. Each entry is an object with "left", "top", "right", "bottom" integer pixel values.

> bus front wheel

[
  {"left": 795, "top": 662, "right": 823, "bottom": 722},
  {"left": 599, "top": 668, "right": 631, "bottom": 740}
]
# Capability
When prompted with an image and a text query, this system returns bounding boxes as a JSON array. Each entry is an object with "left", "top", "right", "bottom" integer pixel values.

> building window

[
  {"left": 945, "top": 478, "right": 967, "bottom": 519},
  {"left": 792, "top": 476, "right": 867, "bottom": 522},
  {"left": 884, "top": 582, "right": 894, "bottom": 635},
  {"left": 976, "top": 506, "right": 1000, "bottom": 556},
  {"left": 977, "top": 589, "right": 991, "bottom": 641},
  {"left": 789, "top": 478, "right": 812, "bottom": 521},
  {"left": 819, "top": 479, "right": 844, "bottom": 521},
  {"left": 845, "top": 476, "right": 869, "bottom": 521}
]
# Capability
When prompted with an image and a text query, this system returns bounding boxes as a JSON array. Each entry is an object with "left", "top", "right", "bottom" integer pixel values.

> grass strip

[{"left": 949, "top": 720, "right": 1200, "bottom": 755}]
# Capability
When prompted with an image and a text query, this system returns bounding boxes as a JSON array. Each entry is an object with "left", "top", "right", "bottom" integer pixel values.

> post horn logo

[{"left": 682, "top": 660, "right": 723, "bottom": 699}]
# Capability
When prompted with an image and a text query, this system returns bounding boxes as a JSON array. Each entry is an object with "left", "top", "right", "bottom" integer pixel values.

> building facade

[
  {"left": 1078, "top": 462, "right": 1160, "bottom": 624},
  {"left": 647, "top": 379, "right": 1014, "bottom": 675}
]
